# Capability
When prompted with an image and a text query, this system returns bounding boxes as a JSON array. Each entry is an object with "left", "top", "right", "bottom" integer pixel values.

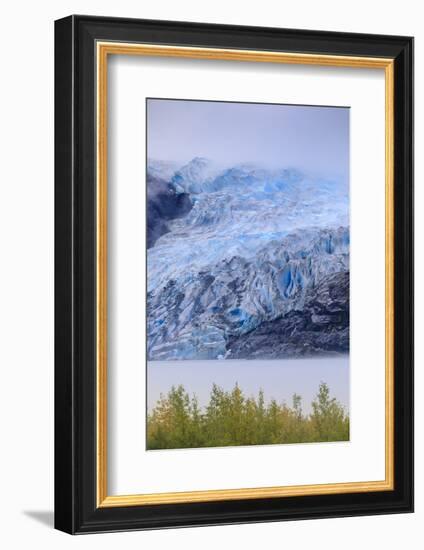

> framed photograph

[{"left": 54, "top": 15, "right": 413, "bottom": 534}]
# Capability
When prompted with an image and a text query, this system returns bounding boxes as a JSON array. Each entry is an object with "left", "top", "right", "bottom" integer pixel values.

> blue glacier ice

[{"left": 146, "top": 158, "right": 349, "bottom": 360}]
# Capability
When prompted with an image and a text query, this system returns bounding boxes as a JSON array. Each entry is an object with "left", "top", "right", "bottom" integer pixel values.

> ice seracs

[{"left": 146, "top": 158, "right": 349, "bottom": 360}]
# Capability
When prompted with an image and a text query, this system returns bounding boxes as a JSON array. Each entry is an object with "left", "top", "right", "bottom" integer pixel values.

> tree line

[{"left": 147, "top": 381, "right": 349, "bottom": 450}]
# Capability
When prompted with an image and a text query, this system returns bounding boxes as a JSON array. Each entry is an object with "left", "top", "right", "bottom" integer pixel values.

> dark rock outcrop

[
  {"left": 227, "top": 271, "right": 349, "bottom": 359},
  {"left": 147, "top": 175, "right": 192, "bottom": 248}
]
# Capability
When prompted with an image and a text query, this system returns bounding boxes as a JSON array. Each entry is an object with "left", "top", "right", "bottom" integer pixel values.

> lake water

[{"left": 147, "top": 356, "right": 349, "bottom": 414}]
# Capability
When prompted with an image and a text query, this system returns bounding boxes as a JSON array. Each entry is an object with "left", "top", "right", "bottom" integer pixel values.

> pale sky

[{"left": 147, "top": 98, "right": 349, "bottom": 182}]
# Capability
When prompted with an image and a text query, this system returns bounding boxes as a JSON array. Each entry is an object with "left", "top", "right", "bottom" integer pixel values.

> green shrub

[{"left": 147, "top": 381, "right": 349, "bottom": 450}]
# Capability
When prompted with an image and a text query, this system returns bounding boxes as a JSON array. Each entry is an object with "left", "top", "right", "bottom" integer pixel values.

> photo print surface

[{"left": 146, "top": 98, "right": 350, "bottom": 450}]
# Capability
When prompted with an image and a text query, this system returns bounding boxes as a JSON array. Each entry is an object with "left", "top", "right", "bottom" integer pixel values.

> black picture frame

[{"left": 55, "top": 14, "right": 414, "bottom": 534}]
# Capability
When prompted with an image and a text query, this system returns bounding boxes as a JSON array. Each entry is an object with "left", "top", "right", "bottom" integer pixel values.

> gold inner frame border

[{"left": 96, "top": 42, "right": 394, "bottom": 508}]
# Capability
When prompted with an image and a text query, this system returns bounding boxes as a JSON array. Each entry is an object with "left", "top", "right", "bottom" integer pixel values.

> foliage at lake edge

[{"left": 147, "top": 382, "right": 349, "bottom": 450}]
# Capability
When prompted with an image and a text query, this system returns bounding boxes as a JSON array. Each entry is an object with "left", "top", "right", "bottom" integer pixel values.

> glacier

[{"left": 147, "top": 158, "right": 349, "bottom": 360}]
